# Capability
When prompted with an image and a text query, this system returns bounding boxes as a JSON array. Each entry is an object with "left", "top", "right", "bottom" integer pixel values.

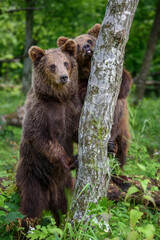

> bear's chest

[
  {"left": 46, "top": 102, "right": 75, "bottom": 138},
  {"left": 47, "top": 104, "right": 66, "bottom": 138},
  {"left": 45, "top": 98, "right": 81, "bottom": 141}
]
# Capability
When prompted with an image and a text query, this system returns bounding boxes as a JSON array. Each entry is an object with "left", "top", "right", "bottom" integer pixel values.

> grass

[
  {"left": 0, "top": 86, "right": 24, "bottom": 178},
  {"left": 0, "top": 86, "right": 160, "bottom": 239},
  {"left": 0, "top": 85, "right": 25, "bottom": 115},
  {"left": 128, "top": 97, "right": 160, "bottom": 153}
]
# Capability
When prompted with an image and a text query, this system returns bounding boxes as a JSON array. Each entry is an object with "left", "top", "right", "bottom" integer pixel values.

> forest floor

[{"left": 0, "top": 85, "right": 160, "bottom": 240}]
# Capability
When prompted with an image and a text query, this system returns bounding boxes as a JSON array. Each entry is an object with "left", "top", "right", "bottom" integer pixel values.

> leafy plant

[{"left": 27, "top": 217, "right": 63, "bottom": 240}]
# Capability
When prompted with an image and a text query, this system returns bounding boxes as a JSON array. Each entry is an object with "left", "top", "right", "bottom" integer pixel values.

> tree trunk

[
  {"left": 22, "top": 0, "right": 34, "bottom": 94},
  {"left": 134, "top": 0, "right": 160, "bottom": 102},
  {"left": 71, "top": 0, "right": 139, "bottom": 223}
]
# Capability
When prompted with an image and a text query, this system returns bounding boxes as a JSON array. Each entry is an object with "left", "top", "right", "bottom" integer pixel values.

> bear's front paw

[
  {"left": 69, "top": 154, "right": 78, "bottom": 170},
  {"left": 59, "top": 157, "right": 70, "bottom": 170},
  {"left": 108, "top": 138, "right": 118, "bottom": 155}
]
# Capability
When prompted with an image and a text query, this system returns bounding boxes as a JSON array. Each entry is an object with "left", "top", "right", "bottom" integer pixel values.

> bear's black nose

[
  {"left": 83, "top": 44, "right": 90, "bottom": 50},
  {"left": 60, "top": 74, "right": 68, "bottom": 83}
]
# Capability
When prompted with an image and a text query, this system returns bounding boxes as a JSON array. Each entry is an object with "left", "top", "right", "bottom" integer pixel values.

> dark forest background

[{"left": 0, "top": 0, "right": 160, "bottom": 99}]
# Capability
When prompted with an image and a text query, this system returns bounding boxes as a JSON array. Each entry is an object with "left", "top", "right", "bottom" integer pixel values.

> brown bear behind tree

[
  {"left": 57, "top": 24, "right": 132, "bottom": 169},
  {"left": 16, "top": 40, "right": 81, "bottom": 225}
]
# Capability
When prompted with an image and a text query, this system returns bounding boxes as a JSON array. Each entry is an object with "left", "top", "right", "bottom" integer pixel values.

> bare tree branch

[
  {"left": 150, "top": 71, "right": 160, "bottom": 77},
  {"left": 145, "top": 80, "right": 160, "bottom": 85},
  {"left": 0, "top": 7, "right": 44, "bottom": 14},
  {"left": 0, "top": 55, "right": 27, "bottom": 63}
]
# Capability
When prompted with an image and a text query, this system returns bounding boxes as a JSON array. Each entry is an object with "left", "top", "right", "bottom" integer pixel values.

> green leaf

[
  {"left": 137, "top": 224, "right": 155, "bottom": 240},
  {"left": 143, "top": 195, "right": 156, "bottom": 208},
  {"left": 150, "top": 186, "right": 159, "bottom": 191},
  {"left": 130, "top": 209, "right": 143, "bottom": 230},
  {"left": 137, "top": 163, "right": 146, "bottom": 171},
  {"left": 139, "top": 179, "right": 150, "bottom": 193},
  {"left": 27, "top": 231, "right": 40, "bottom": 240},
  {"left": 36, "top": 225, "right": 41, "bottom": 230},
  {"left": 125, "top": 186, "right": 139, "bottom": 202},
  {"left": 0, "top": 194, "right": 5, "bottom": 206},
  {"left": 46, "top": 236, "right": 56, "bottom": 240},
  {"left": 127, "top": 231, "right": 138, "bottom": 240},
  {"left": 53, "top": 228, "right": 63, "bottom": 237},
  {"left": 66, "top": 222, "right": 73, "bottom": 236},
  {"left": 5, "top": 211, "right": 25, "bottom": 223}
]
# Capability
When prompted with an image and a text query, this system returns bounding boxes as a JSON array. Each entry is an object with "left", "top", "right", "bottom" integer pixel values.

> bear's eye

[
  {"left": 64, "top": 62, "right": 69, "bottom": 68},
  {"left": 87, "top": 40, "right": 92, "bottom": 45},
  {"left": 50, "top": 64, "right": 56, "bottom": 70},
  {"left": 77, "top": 44, "right": 80, "bottom": 51}
]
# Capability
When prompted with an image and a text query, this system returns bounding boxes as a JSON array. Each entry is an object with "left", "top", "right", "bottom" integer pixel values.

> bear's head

[
  {"left": 57, "top": 25, "right": 132, "bottom": 100},
  {"left": 29, "top": 39, "right": 78, "bottom": 101},
  {"left": 57, "top": 24, "right": 101, "bottom": 67}
]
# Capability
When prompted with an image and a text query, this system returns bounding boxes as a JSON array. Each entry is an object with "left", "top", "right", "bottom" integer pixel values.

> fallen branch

[
  {"left": 108, "top": 176, "right": 160, "bottom": 209},
  {"left": 1, "top": 106, "right": 25, "bottom": 127}
]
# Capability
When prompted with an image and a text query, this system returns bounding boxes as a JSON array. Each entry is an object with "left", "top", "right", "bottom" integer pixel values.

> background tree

[
  {"left": 71, "top": 0, "right": 139, "bottom": 222},
  {"left": 22, "top": 0, "right": 35, "bottom": 93},
  {"left": 134, "top": 0, "right": 160, "bottom": 102}
]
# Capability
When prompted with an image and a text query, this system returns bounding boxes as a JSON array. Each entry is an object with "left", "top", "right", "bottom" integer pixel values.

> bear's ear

[
  {"left": 57, "top": 36, "right": 69, "bottom": 47},
  {"left": 88, "top": 24, "right": 101, "bottom": 39},
  {"left": 29, "top": 46, "right": 45, "bottom": 62},
  {"left": 61, "top": 39, "right": 77, "bottom": 56}
]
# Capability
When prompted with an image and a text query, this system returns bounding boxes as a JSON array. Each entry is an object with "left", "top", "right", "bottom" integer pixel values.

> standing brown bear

[
  {"left": 57, "top": 24, "right": 132, "bottom": 169},
  {"left": 16, "top": 39, "right": 82, "bottom": 225}
]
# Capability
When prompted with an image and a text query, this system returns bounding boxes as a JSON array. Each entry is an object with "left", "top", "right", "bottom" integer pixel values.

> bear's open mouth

[
  {"left": 86, "top": 49, "right": 92, "bottom": 55},
  {"left": 84, "top": 49, "right": 93, "bottom": 58},
  {"left": 87, "top": 50, "right": 91, "bottom": 54}
]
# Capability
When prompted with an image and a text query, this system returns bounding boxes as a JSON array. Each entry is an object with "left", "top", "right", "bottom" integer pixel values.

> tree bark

[
  {"left": 134, "top": 0, "right": 160, "bottom": 102},
  {"left": 22, "top": 0, "right": 35, "bottom": 94},
  {"left": 71, "top": 0, "right": 139, "bottom": 223}
]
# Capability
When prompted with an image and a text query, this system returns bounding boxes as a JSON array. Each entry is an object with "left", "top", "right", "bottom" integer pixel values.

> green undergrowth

[
  {"left": 124, "top": 97, "right": 160, "bottom": 178},
  {"left": 0, "top": 85, "right": 25, "bottom": 115},
  {"left": 129, "top": 97, "right": 160, "bottom": 153},
  {"left": 0, "top": 86, "right": 160, "bottom": 239},
  {"left": 0, "top": 86, "right": 24, "bottom": 177}
]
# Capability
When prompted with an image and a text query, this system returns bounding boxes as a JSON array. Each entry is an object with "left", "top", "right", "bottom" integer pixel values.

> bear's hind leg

[
  {"left": 49, "top": 187, "right": 68, "bottom": 226},
  {"left": 115, "top": 135, "right": 129, "bottom": 169},
  {"left": 18, "top": 178, "right": 49, "bottom": 220}
]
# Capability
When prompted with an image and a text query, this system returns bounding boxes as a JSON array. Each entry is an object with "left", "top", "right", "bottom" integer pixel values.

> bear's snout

[
  {"left": 83, "top": 44, "right": 92, "bottom": 56},
  {"left": 83, "top": 43, "right": 90, "bottom": 50},
  {"left": 60, "top": 74, "right": 68, "bottom": 84}
]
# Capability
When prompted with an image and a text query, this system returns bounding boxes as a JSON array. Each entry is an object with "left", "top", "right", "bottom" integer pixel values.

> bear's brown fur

[
  {"left": 57, "top": 24, "right": 100, "bottom": 104},
  {"left": 57, "top": 24, "right": 132, "bottom": 169},
  {"left": 16, "top": 40, "right": 82, "bottom": 225}
]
